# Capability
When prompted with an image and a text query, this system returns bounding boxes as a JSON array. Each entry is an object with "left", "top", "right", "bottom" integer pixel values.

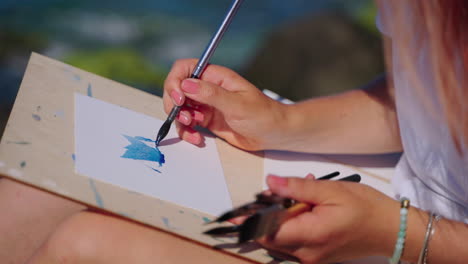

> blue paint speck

[
  {"left": 54, "top": 110, "right": 65, "bottom": 119},
  {"left": 202, "top": 217, "right": 211, "bottom": 224},
  {"left": 71, "top": 154, "right": 76, "bottom": 162},
  {"left": 121, "top": 135, "right": 165, "bottom": 167},
  {"left": 161, "top": 217, "right": 179, "bottom": 231},
  {"left": 87, "top": 83, "right": 93, "bottom": 97},
  {"left": 73, "top": 74, "right": 81, "bottom": 81},
  {"left": 117, "top": 211, "right": 131, "bottom": 218},
  {"left": 20, "top": 161, "right": 26, "bottom": 168},
  {"left": 162, "top": 217, "right": 171, "bottom": 229},
  {"left": 88, "top": 179, "right": 104, "bottom": 208},
  {"left": 6, "top": 141, "right": 31, "bottom": 145},
  {"left": 32, "top": 114, "right": 41, "bottom": 121},
  {"left": 146, "top": 165, "right": 161, "bottom": 173}
]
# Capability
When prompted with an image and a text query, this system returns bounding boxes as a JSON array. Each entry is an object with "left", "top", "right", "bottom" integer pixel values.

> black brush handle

[
  {"left": 317, "top": 171, "right": 340, "bottom": 180},
  {"left": 155, "top": 105, "right": 181, "bottom": 147},
  {"left": 203, "top": 225, "right": 240, "bottom": 236},
  {"left": 339, "top": 174, "right": 361, "bottom": 183}
]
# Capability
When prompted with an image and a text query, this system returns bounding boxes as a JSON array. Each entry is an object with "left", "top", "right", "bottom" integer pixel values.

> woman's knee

[
  {"left": 31, "top": 210, "right": 250, "bottom": 264},
  {"left": 29, "top": 211, "right": 110, "bottom": 263}
]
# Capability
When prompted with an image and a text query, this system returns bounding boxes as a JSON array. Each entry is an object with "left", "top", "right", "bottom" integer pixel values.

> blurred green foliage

[
  {"left": 0, "top": 0, "right": 380, "bottom": 135},
  {"left": 354, "top": 2, "right": 379, "bottom": 35},
  {"left": 64, "top": 49, "right": 167, "bottom": 95},
  {"left": 0, "top": 28, "right": 47, "bottom": 61}
]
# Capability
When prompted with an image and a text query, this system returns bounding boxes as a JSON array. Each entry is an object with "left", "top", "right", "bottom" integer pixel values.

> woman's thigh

[
  {"left": 0, "top": 178, "right": 85, "bottom": 263},
  {"left": 29, "top": 211, "right": 254, "bottom": 264}
]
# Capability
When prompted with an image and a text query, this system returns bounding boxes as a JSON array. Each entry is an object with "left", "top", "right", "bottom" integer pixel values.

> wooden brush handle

[
  {"left": 282, "top": 174, "right": 360, "bottom": 221},
  {"left": 284, "top": 203, "right": 312, "bottom": 220}
]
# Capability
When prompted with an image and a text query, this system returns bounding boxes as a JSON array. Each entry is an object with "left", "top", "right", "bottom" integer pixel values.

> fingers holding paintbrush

[{"left": 156, "top": 0, "right": 244, "bottom": 146}]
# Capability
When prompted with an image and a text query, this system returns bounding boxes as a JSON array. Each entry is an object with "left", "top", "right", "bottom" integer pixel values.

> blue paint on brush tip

[{"left": 121, "top": 135, "right": 165, "bottom": 167}]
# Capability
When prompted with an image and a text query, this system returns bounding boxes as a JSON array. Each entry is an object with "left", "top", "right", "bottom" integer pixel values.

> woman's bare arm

[{"left": 275, "top": 74, "right": 402, "bottom": 154}]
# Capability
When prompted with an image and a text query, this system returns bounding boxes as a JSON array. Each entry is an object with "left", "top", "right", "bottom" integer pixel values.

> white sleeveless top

[{"left": 376, "top": 3, "right": 468, "bottom": 223}]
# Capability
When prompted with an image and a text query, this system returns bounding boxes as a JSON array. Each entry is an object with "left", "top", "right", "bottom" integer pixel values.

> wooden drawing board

[{"left": 0, "top": 53, "right": 271, "bottom": 263}]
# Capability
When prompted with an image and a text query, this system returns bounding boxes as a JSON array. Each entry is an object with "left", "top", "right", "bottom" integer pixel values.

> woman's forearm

[{"left": 273, "top": 75, "right": 402, "bottom": 154}]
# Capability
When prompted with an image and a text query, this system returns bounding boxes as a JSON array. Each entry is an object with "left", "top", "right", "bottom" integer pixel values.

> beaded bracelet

[
  {"left": 417, "top": 212, "right": 441, "bottom": 264},
  {"left": 389, "top": 197, "right": 410, "bottom": 264}
]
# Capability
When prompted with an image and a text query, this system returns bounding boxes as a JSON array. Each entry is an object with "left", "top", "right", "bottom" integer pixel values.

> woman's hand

[
  {"left": 163, "top": 59, "right": 288, "bottom": 151},
  {"left": 259, "top": 175, "right": 399, "bottom": 264}
]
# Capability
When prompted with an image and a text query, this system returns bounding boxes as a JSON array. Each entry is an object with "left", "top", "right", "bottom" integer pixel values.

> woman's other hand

[{"left": 259, "top": 175, "right": 398, "bottom": 264}]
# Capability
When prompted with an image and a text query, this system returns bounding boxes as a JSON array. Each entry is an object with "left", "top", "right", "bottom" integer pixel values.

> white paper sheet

[
  {"left": 75, "top": 94, "right": 232, "bottom": 216},
  {"left": 264, "top": 150, "right": 395, "bottom": 197}
]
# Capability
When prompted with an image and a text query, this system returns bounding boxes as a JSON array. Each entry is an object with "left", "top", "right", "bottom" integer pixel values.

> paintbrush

[
  {"left": 207, "top": 171, "right": 340, "bottom": 224},
  {"left": 204, "top": 174, "right": 362, "bottom": 244},
  {"left": 155, "top": 0, "right": 244, "bottom": 147},
  {"left": 238, "top": 174, "right": 361, "bottom": 243}
]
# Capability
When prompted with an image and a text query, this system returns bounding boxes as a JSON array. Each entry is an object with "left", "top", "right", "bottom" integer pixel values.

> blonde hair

[{"left": 378, "top": 0, "right": 468, "bottom": 154}]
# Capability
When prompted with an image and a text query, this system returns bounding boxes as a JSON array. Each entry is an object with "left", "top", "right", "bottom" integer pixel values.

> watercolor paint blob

[{"left": 121, "top": 135, "right": 165, "bottom": 172}]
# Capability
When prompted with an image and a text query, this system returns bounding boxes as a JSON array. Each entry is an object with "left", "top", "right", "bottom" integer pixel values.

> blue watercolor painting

[{"left": 121, "top": 135, "right": 165, "bottom": 173}]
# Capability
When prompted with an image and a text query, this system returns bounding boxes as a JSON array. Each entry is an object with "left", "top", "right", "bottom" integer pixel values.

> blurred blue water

[
  {"left": 1, "top": 0, "right": 369, "bottom": 69},
  {"left": 0, "top": 0, "right": 370, "bottom": 105}
]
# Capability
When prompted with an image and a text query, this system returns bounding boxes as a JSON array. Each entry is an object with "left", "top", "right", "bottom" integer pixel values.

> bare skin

[
  {"left": 162, "top": 59, "right": 401, "bottom": 154},
  {"left": 261, "top": 175, "right": 468, "bottom": 264},
  {"left": 0, "top": 178, "right": 84, "bottom": 264},
  {"left": 27, "top": 211, "right": 254, "bottom": 264}
]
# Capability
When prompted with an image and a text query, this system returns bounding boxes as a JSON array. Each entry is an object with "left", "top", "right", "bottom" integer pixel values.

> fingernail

[
  {"left": 188, "top": 133, "right": 201, "bottom": 145},
  {"left": 181, "top": 79, "right": 200, "bottom": 94},
  {"left": 267, "top": 175, "right": 288, "bottom": 187},
  {"left": 305, "top": 173, "right": 316, "bottom": 180},
  {"left": 171, "top": 90, "right": 183, "bottom": 106},
  {"left": 179, "top": 112, "right": 190, "bottom": 125},
  {"left": 193, "top": 111, "right": 204, "bottom": 123}
]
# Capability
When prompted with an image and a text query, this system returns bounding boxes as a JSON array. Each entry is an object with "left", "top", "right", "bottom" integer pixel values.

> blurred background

[{"left": 0, "top": 0, "right": 383, "bottom": 135}]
